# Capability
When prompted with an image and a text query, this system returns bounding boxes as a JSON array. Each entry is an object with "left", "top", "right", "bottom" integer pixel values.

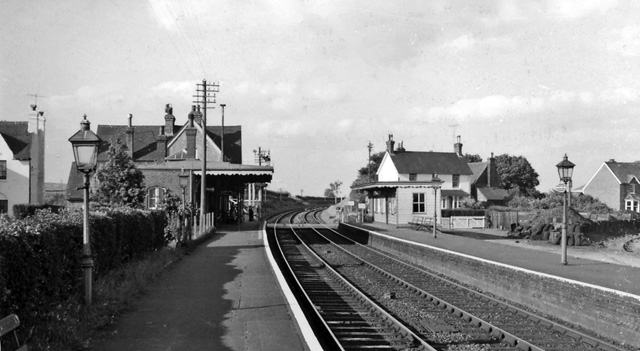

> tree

[
  {"left": 324, "top": 180, "right": 343, "bottom": 202},
  {"left": 351, "top": 151, "right": 386, "bottom": 188},
  {"left": 494, "top": 154, "right": 540, "bottom": 196},
  {"left": 92, "top": 139, "right": 146, "bottom": 207},
  {"left": 464, "top": 154, "right": 483, "bottom": 163}
]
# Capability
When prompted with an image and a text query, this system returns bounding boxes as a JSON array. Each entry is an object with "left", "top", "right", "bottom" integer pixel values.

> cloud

[
  {"left": 420, "top": 88, "right": 638, "bottom": 122},
  {"left": 547, "top": 0, "right": 618, "bottom": 19},
  {"left": 440, "top": 34, "right": 513, "bottom": 52},
  {"left": 607, "top": 25, "right": 640, "bottom": 57}
]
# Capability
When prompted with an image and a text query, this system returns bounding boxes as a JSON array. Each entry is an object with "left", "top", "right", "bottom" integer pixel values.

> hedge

[
  {"left": 0, "top": 207, "right": 167, "bottom": 336},
  {"left": 12, "top": 204, "right": 65, "bottom": 219},
  {"left": 441, "top": 208, "right": 487, "bottom": 218}
]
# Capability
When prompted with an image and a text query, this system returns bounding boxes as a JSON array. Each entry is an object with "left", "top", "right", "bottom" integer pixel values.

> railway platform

[
  {"left": 89, "top": 221, "right": 310, "bottom": 351},
  {"left": 347, "top": 221, "right": 640, "bottom": 297}
]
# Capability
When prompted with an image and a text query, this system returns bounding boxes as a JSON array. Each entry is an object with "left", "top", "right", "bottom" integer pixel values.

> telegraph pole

[
  {"left": 193, "top": 79, "right": 220, "bottom": 223},
  {"left": 220, "top": 104, "right": 226, "bottom": 161},
  {"left": 367, "top": 141, "right": 373, "bottom": 182}
]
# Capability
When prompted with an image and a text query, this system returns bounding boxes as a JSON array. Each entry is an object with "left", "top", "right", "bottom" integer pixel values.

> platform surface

[
  {"left": 348, "top": 221, "right": 640, "bottom": 297},
  {"left": 90, "top": 221, "right": 308, "bottom": 351}
]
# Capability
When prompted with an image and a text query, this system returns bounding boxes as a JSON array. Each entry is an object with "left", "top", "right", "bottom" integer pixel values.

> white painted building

[
  {"left": 353, "top": 135, "right": 473, "bottom": 226},
  {"left": 0, "top": 106, "right": 46, "bottom": 215}
]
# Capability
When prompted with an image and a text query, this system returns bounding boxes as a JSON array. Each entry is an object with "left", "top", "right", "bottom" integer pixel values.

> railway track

[
  {"left": 269, "top": 210, "right": 629, "bottom": 351},
  {"left": 269, "top": 210, "right": 434, "bottom": 350}
]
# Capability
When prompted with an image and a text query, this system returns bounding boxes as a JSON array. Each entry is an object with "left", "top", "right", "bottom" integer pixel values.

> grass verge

[{"left": 27, "top": 247, "right": 182, "bottom": 350}]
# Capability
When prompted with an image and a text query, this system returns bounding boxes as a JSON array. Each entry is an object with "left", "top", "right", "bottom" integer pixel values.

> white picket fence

[{"left": 449, "top": 216, "right": 486, "bottom": 229}]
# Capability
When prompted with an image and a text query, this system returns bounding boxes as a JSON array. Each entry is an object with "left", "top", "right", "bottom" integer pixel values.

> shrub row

[
  {"left": 0, "top": 207, "right": 167, "bottom": 335},
  {"left": 12, "top": 204, "right": 65, "bottom": 219},
  {"left": 441, "top": 208, "right": 487, "bottom": 218}
]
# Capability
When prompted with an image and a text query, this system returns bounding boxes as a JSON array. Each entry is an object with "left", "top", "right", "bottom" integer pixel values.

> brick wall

[{"left": 339, "top": 224, "right": 640, "bottom": 348}]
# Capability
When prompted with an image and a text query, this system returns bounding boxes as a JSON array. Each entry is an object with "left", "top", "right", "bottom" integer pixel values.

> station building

[
  {"left": 66, "top": 104, "right": 273, "bottom": 222},
  {"left": 352, "top": 135, "right": 508, "bottom": 226}
]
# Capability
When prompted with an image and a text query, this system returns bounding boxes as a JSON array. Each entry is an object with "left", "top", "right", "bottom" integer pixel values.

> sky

[{"left": 2, "top": 0, "right": 640, "bottom": 197}]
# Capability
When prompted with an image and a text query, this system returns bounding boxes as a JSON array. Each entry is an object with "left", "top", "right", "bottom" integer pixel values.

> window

[
  {"left": 0, "top": 161, "right": 6, "bottom": 180},
  {"left": 452, "top": 174, "right": 460, "bottom": 188},
  {"left": 0, "top": 200, "right": 7, "bottom": 214},
  {"left": 626, "top": 200, "right": 639, "bottom": 212},
  {"left": 147, "top": 187, "right": 166, "bottom": 209},
  {"left": 409, "top": 173, "right": 417, "bottom": 181},
  {"left": 413, "top": 193, "right": 425, "bottom": 213},
  {"left": 452, "top": 196, "right": 461, "bottom": 209},
  {"left": 631, "top": 184, "right": 637, "bottom": 194}
]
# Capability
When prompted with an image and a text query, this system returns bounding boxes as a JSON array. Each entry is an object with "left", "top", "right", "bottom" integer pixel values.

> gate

[{"left": 451, "top": 216, "right": 486, "bottom": 229}]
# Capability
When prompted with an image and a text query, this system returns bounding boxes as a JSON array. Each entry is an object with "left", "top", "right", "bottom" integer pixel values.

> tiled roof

[
  {"left": 467, "top": 162, "right": 486, "bottom": 184},
  {"left": 0, "top": 121, "right": 31, "bottom": 160},
  {"left": 65, "top": 162, "right": 86, "bottom": 201},
  {"left": 96, "top": 124, "right": 242, "bottom": 164},
  {"left": 606, "top": 161, "right": 640, "bottom": 184},
  {"left": 389, "top": 151, "right": 472, "bottom": 175},
  {"left": 477, "top": 187, "right": 510, "bottom": 201}
]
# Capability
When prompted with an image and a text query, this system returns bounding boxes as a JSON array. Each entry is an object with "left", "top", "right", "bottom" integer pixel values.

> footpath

[{"left": 89, "top": 221, "right": 308, "bottom": 351}]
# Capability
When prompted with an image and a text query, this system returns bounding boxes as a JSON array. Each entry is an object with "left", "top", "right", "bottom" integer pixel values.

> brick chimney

[
  {"left": 454, "top": 135, "right": 463, "bottom": 157},
  {"left": 126, "top": 113, "right": 134, "bottom": 159},
  {"left": 386, "top": 134, "right": 395, "bottom": 154},
  {"left": 487, "top": 152, "right": 494, "bottom": 187},
  {"left": 186, "top": 106, "right": 197, "bottom": 159},
  {"left": 193, "top": 105, "right": 203, "bottom": 126},
  {"left": 164, "top": 103, "right": 175, "bottom": 136},
  {"left": 157, "top": 126, "right": 167, "bottom": 160},
  {"left": 28, "top": 104, "right": 45, "bottom": 204}
]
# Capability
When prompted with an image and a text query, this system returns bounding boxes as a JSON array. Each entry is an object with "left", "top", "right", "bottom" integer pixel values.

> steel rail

[
  {"left": 314, "top": 221, "right": 624, "bottom": 351},
  {"left": 273, "top": 211, "right": 436, "bottom": 350}
]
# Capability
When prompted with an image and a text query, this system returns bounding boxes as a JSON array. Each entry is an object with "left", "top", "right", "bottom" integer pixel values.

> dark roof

[
  {"left": 96, "top": 124, "right": 242, "bottom": 164},
  {"left": 477, "top": 187, "right": 510, "bottom": 201},
  {"left": 468, "top": 163, "right": 486, "bottom": 184},
  {"left": 0, "top": 121, "right": 31, "bottom": 160},
  {"left": 389, "top": 151, "right": 472, "bottom": 175},
  {"left": 606, "top": 161, "right": 640, "bottom": 184}
]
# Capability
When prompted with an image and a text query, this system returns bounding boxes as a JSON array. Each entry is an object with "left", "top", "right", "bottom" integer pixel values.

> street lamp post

[
  {"left": 178, "top": 168, "right": 189, "bottom": 245},
  {"left": 556, "top": 154, "right": 575, "bottom": 265},
  {"left": 68, "top": 115, "right": 102, "bottom": 305},
  {"left": 429, "top": 174, "right": 443, "bottom": 238}
]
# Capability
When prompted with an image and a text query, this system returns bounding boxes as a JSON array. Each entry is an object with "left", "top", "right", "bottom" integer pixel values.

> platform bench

[
  {"left": 0, "top": 314, "right": 27, "bottom": 351},
  {"left": 408, "top": 216, "right": 434, "bottom": 231}
]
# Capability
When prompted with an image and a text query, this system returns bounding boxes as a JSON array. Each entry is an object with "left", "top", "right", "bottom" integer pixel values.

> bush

[
  {"left": 12, "top": 204, "right": 65, "bottom": 219},
  {"left": 441, "top": 208, "right": 487, "bottom": 218},
  {"left": 0, "top": 207, "right": 167, "bottom": 347}
]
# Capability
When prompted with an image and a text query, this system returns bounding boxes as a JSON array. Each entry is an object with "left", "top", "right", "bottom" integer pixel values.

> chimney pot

[
  {"left": 454, "top": 135, "right": 463, "bottom": 157},
  {"left": 386, "top": 134, "right": 395, "bottom": 154}
]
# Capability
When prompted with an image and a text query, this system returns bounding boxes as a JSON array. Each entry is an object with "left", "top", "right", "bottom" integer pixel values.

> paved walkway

[
  {"left": 349, "top": 221, "right": 640, "bottom": 297},
  {"left": 90, "top": 222, "right": 308, "bottom": 351}
]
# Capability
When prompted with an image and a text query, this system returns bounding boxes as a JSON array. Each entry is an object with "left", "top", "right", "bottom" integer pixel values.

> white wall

[{"left": 0, "top": 137, "right": 31, "bottom": 216}]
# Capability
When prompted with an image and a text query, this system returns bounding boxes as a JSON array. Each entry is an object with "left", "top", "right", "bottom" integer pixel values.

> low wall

[{"left": 338, "top": 223, "right": 640, "bottom": 349}]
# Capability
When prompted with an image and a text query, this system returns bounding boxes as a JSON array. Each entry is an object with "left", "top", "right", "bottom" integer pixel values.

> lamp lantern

[
  {"left": 556, "top": 154, "right": 575, "bottom": 266},
  {"left": 556, "top": 154, "right": 575, "bottom": 184},
  {"left": 69, "top": 115, "right": 102, "bottom": 173},
  {"left": 429, "top": 174, "right": 444, "bottom": 239},
  {"left": 68, "top": 114, "right": 102, "bottom": 305}
]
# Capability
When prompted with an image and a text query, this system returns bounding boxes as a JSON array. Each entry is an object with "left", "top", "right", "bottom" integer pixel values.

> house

[
  {"left": 353, "top": 135, "right": 473, "bottom": 225},
  {"left": 66, "top": 104, "right": 273, "bottom": 220},
  {"left": 581, "top": 159, "right": 640, "bottom": 212},
  {"left": 0, "top": 105, "right": 46, "bottom": 215},
  {"left": 467, "top": 152, "right": 510, "bottom": 206},
  {"left": 353, "top": 135, "right": 510, "bottom": 226}
]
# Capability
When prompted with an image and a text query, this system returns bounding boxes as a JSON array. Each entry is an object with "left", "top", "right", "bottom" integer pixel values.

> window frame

[
  {"left": 0, "top": 160, "right": 7, "bottom": 180},
  {"left": 452, "top": 174, "right": 460, "bottom": 188},
  {"left": 147, "top": 187, "right": 166, "bottom": 209},
  {"left": 412, "top": 193, "right": 425, "bottom": 213}
]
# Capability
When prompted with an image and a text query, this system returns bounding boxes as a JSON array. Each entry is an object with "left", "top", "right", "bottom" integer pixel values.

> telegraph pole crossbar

[{"left": 193, "top": 79, "right": 220, "bottom": 228}]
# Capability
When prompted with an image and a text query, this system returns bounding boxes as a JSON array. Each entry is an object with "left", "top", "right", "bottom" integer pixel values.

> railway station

[{"left": 90, "top": 209, "right": 640, "bottom": 351}]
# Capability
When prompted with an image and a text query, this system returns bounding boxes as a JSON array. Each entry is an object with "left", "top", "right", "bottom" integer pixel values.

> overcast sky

[{"left": 2, "top": 0, "right": 640, "bottom": 196}]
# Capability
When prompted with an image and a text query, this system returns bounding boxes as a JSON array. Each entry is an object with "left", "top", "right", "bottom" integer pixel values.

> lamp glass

[
  {"left": 556, "top": 155, "right": 575, "bottom": 183},
  {"left": 73, "top": 143, "right": 99, "bottom": 171},
  {"left": 178, "top": 172, "right": 189, "bottom": 188}
]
